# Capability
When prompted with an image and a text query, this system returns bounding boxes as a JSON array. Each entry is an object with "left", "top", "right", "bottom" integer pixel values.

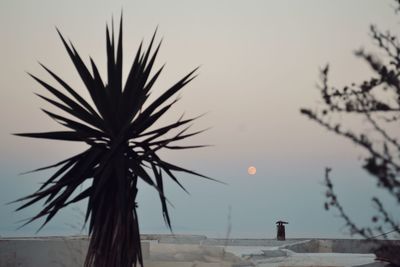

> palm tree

[{"left": 14, "top": 16, "right": 215, "bottom": 267}]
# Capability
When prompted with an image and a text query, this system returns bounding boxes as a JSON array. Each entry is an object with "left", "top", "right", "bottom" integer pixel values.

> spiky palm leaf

[{"left": 14, "top": 17, "right": 215, "bottom": 267}]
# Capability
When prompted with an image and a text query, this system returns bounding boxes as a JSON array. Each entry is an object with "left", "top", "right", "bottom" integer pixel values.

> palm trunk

[{"left": 85, "top": 166, "right": 142, "bottom": 267}]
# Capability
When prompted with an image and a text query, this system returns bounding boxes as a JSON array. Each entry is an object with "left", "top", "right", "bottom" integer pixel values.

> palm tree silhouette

[{"left": 14, "top": 16, "right": 216, "bottom": 267}]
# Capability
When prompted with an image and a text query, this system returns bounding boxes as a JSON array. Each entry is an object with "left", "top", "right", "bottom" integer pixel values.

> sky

[{"left": 0, "top": 0, "right": 399, "bottom": 238}]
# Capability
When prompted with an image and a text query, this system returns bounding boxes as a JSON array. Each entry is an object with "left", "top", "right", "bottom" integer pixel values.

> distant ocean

[{"left": 1, "top": 225, "right": 353, "bottom": 239}]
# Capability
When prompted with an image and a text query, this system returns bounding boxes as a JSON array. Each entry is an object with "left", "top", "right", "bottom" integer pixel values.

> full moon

[{"left": 247, "top": 166, "right": 257, "bottom": 175}]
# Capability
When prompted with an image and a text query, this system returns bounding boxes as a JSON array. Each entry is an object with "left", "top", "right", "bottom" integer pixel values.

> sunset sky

[{"left": 0, "top": 0, "right": 399, "bottom": 238}]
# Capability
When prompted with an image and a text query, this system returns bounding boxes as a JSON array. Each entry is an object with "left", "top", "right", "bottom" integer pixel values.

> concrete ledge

[
  {"left": 261, "top": 249, "right": 289, "bottom": 258},
  {"left": 282, "top": 239, "right": 400, "bottom": 254}
]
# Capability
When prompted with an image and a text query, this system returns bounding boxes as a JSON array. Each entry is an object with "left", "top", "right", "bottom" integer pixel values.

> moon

[{"left": 247, "top": 166, "right": 257, "bottom": 175}]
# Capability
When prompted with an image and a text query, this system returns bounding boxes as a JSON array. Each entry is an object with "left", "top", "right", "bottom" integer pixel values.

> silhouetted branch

[
  {"left": 300, "top": 109, "right": 400, "bottom": 172},
  {"left": 301, "top": 1, "right": 400, "bottom": 264},
  {"left": 365, "top": 113, "right": 400, "bottom": 151},
  {"left": 324, "top": 168, "right": 374, "bottom": 239}
]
